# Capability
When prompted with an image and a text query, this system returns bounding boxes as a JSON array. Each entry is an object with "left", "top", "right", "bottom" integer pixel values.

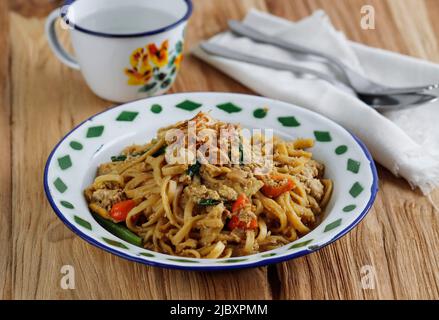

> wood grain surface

[{"left": 1, "top": 0, "right": 438, "bottom": 300}]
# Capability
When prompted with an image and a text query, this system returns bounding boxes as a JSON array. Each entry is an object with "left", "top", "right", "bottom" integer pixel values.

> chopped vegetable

[
  {"left": 261, "top": 175, "right": 295, "bottom": 198},
  {"left": 198, "top": 199, "right": 221, "bottom": 206},
  {"left": 227, "top": 215, "right": 240, "bottom": 230},
  {"left": 92, "top": 213, "right": 142, "bottom": 247},
  {"left": 111, "top": 150, "right": 146, "bottom": 162},
  {"left": 248, "top": 218, "right": 258, "bottom": 229},
  {"left": 239, "top": 142, "right": 244, "bottom": 164},
  {"left": 132, "top": 150, "right": 147, "bottom": 157},
  {"left": 110, "top": 200, "right": 136, "bottom": 223},
  {"left": 111, "top": 155, "right": 127, "bottom": 162},
  {"left": 231, "top": 193, "right": 249, "bottom": 213},
  {"left": 227, "top": 215, "right": 257, "bottom": 231},
  {"left": 187, "top": 161, "right": 201, "bottom": 178},
  {"left": 152, "top": 145, "right": 167, "bottom": 157}
]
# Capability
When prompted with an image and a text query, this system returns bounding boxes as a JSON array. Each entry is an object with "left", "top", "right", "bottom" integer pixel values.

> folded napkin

[{"left": 192, "top": 10, "right": 439, "bottom": 194}]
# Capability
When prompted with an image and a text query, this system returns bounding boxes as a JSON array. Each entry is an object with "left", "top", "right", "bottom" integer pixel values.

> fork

[
  {"left": 200, "top": 42, "right": 438, "bottom": 110},
  {"left": 228, "top": 20, "right": 439, "bottom": 96}
]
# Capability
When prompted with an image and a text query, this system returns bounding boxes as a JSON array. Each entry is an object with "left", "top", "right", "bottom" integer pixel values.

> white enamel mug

[{"left": 46, "top": 0, "right": 192, "bottom": 102}]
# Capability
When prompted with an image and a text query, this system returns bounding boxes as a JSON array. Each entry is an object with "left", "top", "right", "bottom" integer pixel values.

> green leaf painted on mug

[
  {"left": 176, "top": 41, "right": 183, "bottom": 54},
  {"left": 138, "top": 82, "right": 157, "bottom": 93},
  {"left": 168, "top": 56, "right": 176, "bottom": 68},
  {"left": 161, "top": 78, "right": 172, "bottom": 89},
  {"left": 154, "top": 73, "right": 167, "bottom": 81}
]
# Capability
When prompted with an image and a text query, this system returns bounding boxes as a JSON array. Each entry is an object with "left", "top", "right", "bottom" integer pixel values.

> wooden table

[{"left": 1, "top": 0, "right": 439, "bottom": 300}]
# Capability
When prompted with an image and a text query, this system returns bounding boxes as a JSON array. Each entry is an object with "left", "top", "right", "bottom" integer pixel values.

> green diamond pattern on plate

[
  {"left": 151, "top": 104, "right": 163, "bottom": 113},
  {"left": 86, "top": 125, "right": 104, "bottom": 138},
  {"left": 54, "top": 178, "right": 67, "bottom": 193},
  {"left": 102, "top": 237, "right": 128, "bottom": 249},
  {"left": 139, "top": 252, "right": 155, "bottom": 257},
  {"left": 176, "top": 100, "right": 202, "bottom": 111},
  {"left": 347, "top": 159, "right": 361, "bottom": 173},
  {"left": 324, "top": 218, "right": 342, "bottom": 232},
  {"left": 335, "top": 145, "right": 347, "bottom": 155},
  {"left": 349, "top": 182, "right": 364, "bottom": 198},
  {"left": 278, "top": 116, "right": 300, "bottom": 127},
  {"left": 74, "top": 216, "right": 92, "bottom": 230},
  {"left": 343, "top": 204, "right": 357, "bottom": 212},
  {"left": 221, "top": 259, "right": 248, "bottom": 263},
  {"left": 57, "top": 155, "right": 72, "bottom": 170},
  {"left": 60, "top": 200, "right": 74, "bottom": 209},
  {"left": 69, "top": 141, "right": 83, "bottom": 150},
  {"left": 167, "top": 258, "right": 199, "bottom": 263},
  {"left": 289, "top": 239, "right": 313, "bottom": 249},
  {"left": 314, "top": 131, "right": 332, "bottom": 142},
  {"left": 261, "top": 253, "right": 277, "bottom": 257},
  {"left": 253, "top": 108, "right": 268, "bottom": 119},
  {"left": 116, "top": 111, "right": 138, "bottom": 121},
  {"left": 216, "top": 102, "right": 242, "bottom": 113}
]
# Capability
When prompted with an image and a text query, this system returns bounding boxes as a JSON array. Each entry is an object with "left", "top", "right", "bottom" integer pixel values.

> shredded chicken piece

[
  {"left": 297, "top": 160, "right": 325, "bottom": 200},
  {"left": 90, "top": 189, "right": 125, "bottom": 211},
  {"left": 184, "top": 185, "right": 220, "bottom": 203},
  {"left": 218, "top": 185, "right": 238, "bottom": 201}
]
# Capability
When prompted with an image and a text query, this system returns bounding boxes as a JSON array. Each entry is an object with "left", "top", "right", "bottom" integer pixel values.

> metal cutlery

[
  {"left": 228, "top": 20, "right": 439, "bottom": 96},
  {"left": 200, "top": 42, "right": 438, "bottom": 110}
]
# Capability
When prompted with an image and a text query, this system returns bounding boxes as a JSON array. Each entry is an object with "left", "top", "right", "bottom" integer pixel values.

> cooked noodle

[{"left": 84, "top": 112, "right": 332, "bottom": 258}]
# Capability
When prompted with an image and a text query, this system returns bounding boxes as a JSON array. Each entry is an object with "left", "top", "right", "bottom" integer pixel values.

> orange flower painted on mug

[
  {"left": 174, "top": 53, "right": 183, "bottom": 69},
  {"left": 124, "top": 47, "right": 153, "bottom": 85},
  {"left": 147, "top": 40, "right": 169, "bottom": 68}
]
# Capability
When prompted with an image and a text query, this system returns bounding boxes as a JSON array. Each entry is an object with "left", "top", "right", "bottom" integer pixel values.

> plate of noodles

[{"left": 44, "top": 92, "right": 378, "bottom": 270}]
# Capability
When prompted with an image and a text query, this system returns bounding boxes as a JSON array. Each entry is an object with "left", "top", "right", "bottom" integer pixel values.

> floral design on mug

[
  {"left": 147, "top": 40, "right": 169, "bottom": 67},
  {"left": 124, "top": 47, "right": 153, "bottom": 85},
  {"left": 124, "top": 39, "right": 184, "bottom": 94}
]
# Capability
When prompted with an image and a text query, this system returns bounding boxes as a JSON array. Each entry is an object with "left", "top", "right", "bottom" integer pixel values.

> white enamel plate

[{"left": 44, "top": 92, "right": 378, "bottom": 270}]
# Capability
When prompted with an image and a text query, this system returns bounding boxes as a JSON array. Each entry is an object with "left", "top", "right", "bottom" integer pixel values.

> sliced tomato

[
  {"left": 110, "top": 200, "right": 136, "bottom": 223},
  {"left": 247, "top": 218, "right": 258, "bottom": 230},
  {"left": 227, "top": 215, "right": 258, "bottom": 231},
  {"left": 227, "top": 215, "right": 240, "bottom": 230},
  {"left": 261, "top": 175, "right": 295, "bottom": 198},
  {"left": 231, "top": 193, "right": 249, "bottom": 213}
]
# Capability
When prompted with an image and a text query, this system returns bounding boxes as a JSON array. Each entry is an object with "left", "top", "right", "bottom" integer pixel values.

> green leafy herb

[
  {"left": 111, "top": 155, "right": 127, "bottom": 162},
  {"left": 198, "top": 199, "right": 221, "bottom": 206},
  {"left": 111, "top": 150, "right": 147, "bottom": 162},
  {"left": 187, "top": 161, "right": 201, "bottom": 178},
  {"left": 152, "top": 145, "right": 167, "bottom": 157},
  {"left": 239, "top": 142, "right": 244, "bottom": 164}
]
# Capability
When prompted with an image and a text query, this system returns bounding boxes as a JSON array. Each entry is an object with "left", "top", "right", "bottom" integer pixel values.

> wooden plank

[
  {"left": 0, "top": 0, "right": 12, "bottom": 300},
  {"left": 9, "top": 0, "right": 62, "bottom": 18},
  {"left": 263, "top": 0, "right": 439, "bottom": 299},
  {"left": 8, "top": 0, "right": 272, "bottom": 299},
  {"left": 6, "top": 0, "right": 439, "bottom": 300}
]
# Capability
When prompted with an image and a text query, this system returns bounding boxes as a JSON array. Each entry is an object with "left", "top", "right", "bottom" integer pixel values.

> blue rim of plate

[
  {"left": 61, "top": 0, "right": 193, "bottom": 38},
  {"left": 43, "top": 93, "right": 379, "bottom": 271}
]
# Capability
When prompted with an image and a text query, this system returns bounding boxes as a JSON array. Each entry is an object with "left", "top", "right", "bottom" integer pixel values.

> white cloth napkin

[{"left": 192, "top": 9, "right": 439, "bottom": 194}]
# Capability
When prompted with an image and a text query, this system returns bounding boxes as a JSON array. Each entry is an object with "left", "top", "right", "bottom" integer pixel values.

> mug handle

[{"left": 45, "top": 9, "right": 80, "bottom": 70}]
